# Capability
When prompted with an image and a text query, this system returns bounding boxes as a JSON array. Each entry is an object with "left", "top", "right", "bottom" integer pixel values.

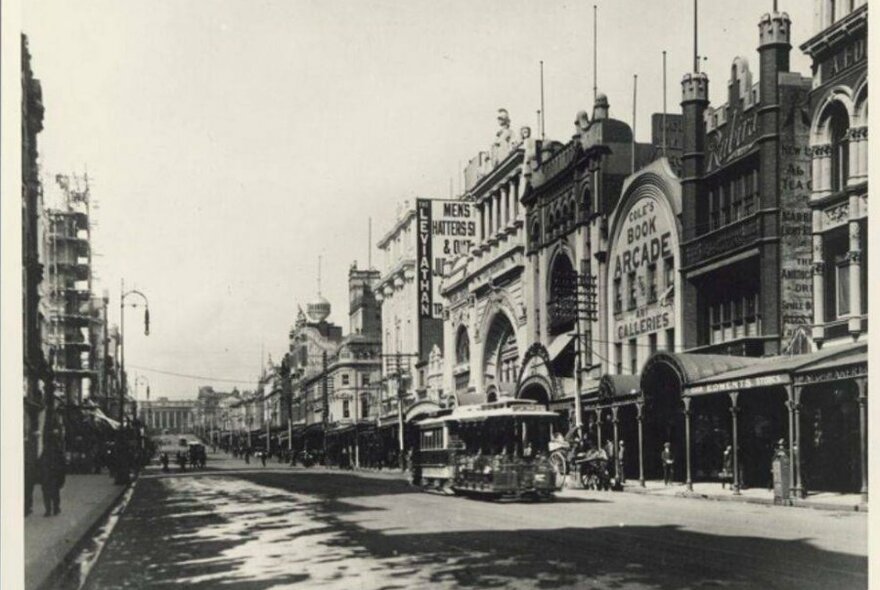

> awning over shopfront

[
  {"left": 684, "top": 342, "right": 867, "bottom": 396},
  {"left": 642, "top": 351, "right": 759, "bottom": 394},
  {"left": 597, "top": 374, "right": 641, "bottom": 400},
  {"left": 404, "top": 400, "right": 442, "bottom": 423},
  {"left": 546, "top": 331, "right": 576, "bottom": 361}
]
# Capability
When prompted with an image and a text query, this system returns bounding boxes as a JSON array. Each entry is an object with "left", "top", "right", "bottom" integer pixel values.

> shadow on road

[{"left": 82, "top": 471, "right": 867, "bottom": 590}]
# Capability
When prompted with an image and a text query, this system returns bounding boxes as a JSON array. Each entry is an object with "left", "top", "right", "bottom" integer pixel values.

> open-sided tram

[{"left": 411, "top": 400, "right": 558, "bottom": 500}]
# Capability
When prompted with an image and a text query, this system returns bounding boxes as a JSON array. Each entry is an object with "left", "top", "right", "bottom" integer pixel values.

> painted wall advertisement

[
  {"left": 779, "top": 128, "right": 814, "bottom": 344},
  {"left": 610, "top": 195, "right": 677, "bottom": 341},
  {"left": 416, "top": 198, "right": 478, "bottom": 319}
]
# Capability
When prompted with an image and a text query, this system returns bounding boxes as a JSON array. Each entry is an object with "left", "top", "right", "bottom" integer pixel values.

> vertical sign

[
  {"left": 416, "top": 198, "right": 478, "bottom": 319},
  {"left": 779, "top": 84, "right": 814, "bottom": 343},
  {"left": 416, "top": 199, "right": 433, "bottom": 319}
]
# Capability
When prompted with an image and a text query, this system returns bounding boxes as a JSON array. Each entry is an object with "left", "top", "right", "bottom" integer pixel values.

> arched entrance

[
  {"left": 640, "top": 354, "right": 687, "bottom": 482},
  {"left": 483, "top": 313, "right": 519, "bottom": 399},
  {"left": 519, "top": 378, "right": 551, "bottom": 407}
]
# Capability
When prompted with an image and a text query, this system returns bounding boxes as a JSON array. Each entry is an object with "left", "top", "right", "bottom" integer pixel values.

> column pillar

[
  {"left": 856, "top": 127, "right": 868, "bottom": 182},
  {"left": 855, "top": 377, "right": 868, "bottom": 503},
  {"left": 611, "top": 406, "right": 620, "bottom": 482},
  {"left": 812, "top": 211, "right": 826, "bottom": 346},
  {"left": 811, "top": 144, "right": 832, "bottom": 198},
  {"left": 487, "top": 198, "right": 494, "bottom": 237},
  {"left": 512, "top": 176, "right": 520, "bottom": 219},
  {"left": 637, "top": 401, "right": 645, "bottom": 487},
  {"left": 683, "top": 397, "right": 693, "bottom": 491},
  {"left": 480, "top": 203, "right": 487, "bottom": 242},
  {"left": 729, "top": 391, "right": 741, "bottom": 495},
  {"left": 847, "top": 205, "right": 862, "bottom": 338},
  {"left": 792, "top": 385, "right": 805, "bottom": 498},
  {"left": 495, "top": 190, "right": 502, "bottom": 232},
  {"left": 595, "top": 409, "right": 602, "bottom": 449}
]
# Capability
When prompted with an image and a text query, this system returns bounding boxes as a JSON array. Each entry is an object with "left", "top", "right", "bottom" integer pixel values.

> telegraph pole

[{"left": 322, "top": 351, "right": 329, "bottom": 463}]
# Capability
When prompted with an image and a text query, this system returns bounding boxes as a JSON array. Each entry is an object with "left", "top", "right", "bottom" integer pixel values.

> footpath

[
  {"left": 620, "top": 479, "right": 868, "bottom": 512},
  {"left": 24, "top": 473, "right": 131, "bottom": 590},
  {"left": 251, "top": 458, "right": 866, "bottom": 513}
]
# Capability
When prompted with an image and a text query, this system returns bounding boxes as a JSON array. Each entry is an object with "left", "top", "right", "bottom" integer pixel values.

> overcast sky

[{"left": 25, "top": 0, "right": 813, "bottom": 399}]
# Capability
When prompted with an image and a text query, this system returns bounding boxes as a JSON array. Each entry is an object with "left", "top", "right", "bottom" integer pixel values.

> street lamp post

[{"left": 119, "top": 279, "right": 150, "bottom": 424}]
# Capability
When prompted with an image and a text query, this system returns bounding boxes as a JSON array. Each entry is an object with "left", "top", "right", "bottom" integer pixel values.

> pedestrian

[
  {"left": 721, "top": 445, "right": 733, "bottom": 489},
  {"left": 244, "top": 448, "right": 251, "bottom": 464},
  {"left": 24, "top": 436, "right": 37, "bottom": 517},
  {"left": 661, "top": 442, "right": 674, "bottom": 486},
  {"left": 39, "top": 429, "right": 66, "bottom": 517},
  {"left": 618, "top": 441, "right": 626, "bottom": 484},
  {"left": 160, "top": 452, "right": 170, "bottom": 473},
  {"left": 260, "top": 450, "right": 267, "bottom": 467}
]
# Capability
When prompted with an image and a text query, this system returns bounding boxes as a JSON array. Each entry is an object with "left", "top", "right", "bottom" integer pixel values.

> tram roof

[{"left": 416, "top": 401, "right": 558, "bottom": 426}]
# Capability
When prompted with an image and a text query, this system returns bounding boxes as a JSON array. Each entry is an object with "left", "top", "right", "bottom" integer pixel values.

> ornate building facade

[{"left": 441, "top": 111, "right": 531, "bottom": 406}]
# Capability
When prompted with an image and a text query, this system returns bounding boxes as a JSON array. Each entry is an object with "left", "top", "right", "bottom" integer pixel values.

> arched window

[
  {"left": 548, "top": 253, "right": 577, "bottom": 335},
  {"left": 455, "top": 327, "right": 470, "bottom": 365},
  {"left": 828, "top": 102, "right": 850, "bottom": 192}
]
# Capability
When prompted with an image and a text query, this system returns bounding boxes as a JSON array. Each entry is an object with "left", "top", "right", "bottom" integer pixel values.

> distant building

[{"left": 139, "top": 397, "right": 198, "bottom": 433}]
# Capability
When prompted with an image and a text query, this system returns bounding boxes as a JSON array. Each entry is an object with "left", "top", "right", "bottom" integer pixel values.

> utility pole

[{"left": 322, "top": 351, "right": 329, "bottom": 463}]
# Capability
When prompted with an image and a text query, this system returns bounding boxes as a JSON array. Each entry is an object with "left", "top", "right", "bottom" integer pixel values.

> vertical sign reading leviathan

[
  {"left": 416, "top": 199, "right": 433, "bottom": 319},
  {"left": 416, "top": 198, "right": 478, "bottom": 319}
]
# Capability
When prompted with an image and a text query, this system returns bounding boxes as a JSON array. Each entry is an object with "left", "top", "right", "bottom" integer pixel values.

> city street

[{"left": 76, "top": 451, "right": 867, "bottom": 590}]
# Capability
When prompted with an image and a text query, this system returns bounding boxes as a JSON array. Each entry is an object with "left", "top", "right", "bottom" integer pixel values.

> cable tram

[{"left": 411, "top": 399, "right": 558, "bottom": 500}]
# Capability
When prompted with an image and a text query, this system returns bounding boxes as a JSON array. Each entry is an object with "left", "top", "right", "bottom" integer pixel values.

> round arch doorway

[
  {"left": 641, "top": 356, "right": 687, "bottom": 482},
  {"left": 483, "top": 312, "right": 519, "bottom": 400}
]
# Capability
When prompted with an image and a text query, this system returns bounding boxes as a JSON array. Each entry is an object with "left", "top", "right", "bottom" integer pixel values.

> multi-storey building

[
  {"left": 43, "top": 174, "right": 100, "bottom": 406},
  {"left": 636, "top": 8, "right": 867, "bottom": 499},
  {"left": 440, "top": 110, "right": 531, "bottom": 407},
  {"left": 801, "top": 0, "right": 868, "bottom": 348},
  {"left": 22, "top": 35, "right": 53, "bottom": 510}
]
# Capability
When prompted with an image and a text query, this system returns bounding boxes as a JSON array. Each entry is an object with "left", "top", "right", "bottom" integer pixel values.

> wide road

[{"left": 79, "top": 450, "right": 866, "bottom": 590}]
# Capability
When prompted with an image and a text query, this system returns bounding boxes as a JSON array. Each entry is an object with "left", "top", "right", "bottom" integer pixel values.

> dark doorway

[
  {"left": 642, "top": 362, "right": 686, "bottom": 481},
  {"left": 738, "top": 387, "right": 789, "bottom": 489},
  {"left": 801, "top": 381, "right": 861, "bottom": 493}
]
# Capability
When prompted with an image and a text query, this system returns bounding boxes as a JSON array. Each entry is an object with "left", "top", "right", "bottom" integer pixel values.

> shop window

[
  {"left": 836, "top": 257, "right": 851, "bottom": 317},
  {"left": 648, "top": 333, "right": 658, "bottom": 355},
  {"left": 343, "top": 400, "right": 350, "bottom": 419},
  {"left": 663, "top": 257, "right": 674, "bottom": 289},
  {"left": 615, "top": 343, "right": 623, "bottom": 375},
  {"left": 361, "top": 397, "right": 370, "bottom": 418}
]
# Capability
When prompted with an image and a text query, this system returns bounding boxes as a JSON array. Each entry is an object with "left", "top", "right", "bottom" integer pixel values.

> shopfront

[{"left": 640, "top": 342, "right": 866, "bottom": 498}]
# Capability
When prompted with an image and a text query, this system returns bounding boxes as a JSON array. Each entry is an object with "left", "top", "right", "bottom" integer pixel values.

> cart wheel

[{"left": 549, "top": 453, "right": 567, "bottom": 490}]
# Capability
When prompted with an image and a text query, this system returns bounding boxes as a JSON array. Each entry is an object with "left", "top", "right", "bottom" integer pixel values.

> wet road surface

[{"left": 79, "top": 454, "right": 867, "bottom": 589}]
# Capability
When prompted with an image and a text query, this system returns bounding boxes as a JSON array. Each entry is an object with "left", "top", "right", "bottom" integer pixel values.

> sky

[{"left": 24, "top": 0, "right": 813, "bottom": 399}]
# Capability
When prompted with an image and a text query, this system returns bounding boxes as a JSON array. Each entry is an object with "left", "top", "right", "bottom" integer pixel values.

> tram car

[{"left": 411, "top": 399, "right": 558, "bottom": 500}]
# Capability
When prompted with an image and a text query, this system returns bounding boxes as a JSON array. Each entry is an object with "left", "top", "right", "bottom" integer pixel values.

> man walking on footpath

[
  {"left": 40, "top": 428, "right": 66, "bottom": 516},
  {"left": 661, "top": 442, "right": 674, "bottom": 486}
]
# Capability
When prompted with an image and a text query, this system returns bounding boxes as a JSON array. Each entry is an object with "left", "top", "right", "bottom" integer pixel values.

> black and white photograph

[{"left": 1, "top": 0, "right": 875, "bottom": 588}]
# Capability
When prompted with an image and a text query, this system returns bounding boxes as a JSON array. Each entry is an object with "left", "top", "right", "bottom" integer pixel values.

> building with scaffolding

[{"left": 42, "top": 174, "right": 101, "bottom": 406}]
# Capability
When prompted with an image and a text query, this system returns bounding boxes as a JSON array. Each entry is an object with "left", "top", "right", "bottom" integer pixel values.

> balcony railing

[{"left": 683, "top": 214, "right": 760, "bottom": 267}]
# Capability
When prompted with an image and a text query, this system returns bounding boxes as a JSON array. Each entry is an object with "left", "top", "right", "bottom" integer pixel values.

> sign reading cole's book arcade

[{"left": 609, "top": 193, "right": 679, "bottom": 342}]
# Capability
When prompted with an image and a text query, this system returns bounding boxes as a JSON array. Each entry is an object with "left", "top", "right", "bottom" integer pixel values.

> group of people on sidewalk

[{"left": 25, "top": 427, "right": 149, "bottom": 518}]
